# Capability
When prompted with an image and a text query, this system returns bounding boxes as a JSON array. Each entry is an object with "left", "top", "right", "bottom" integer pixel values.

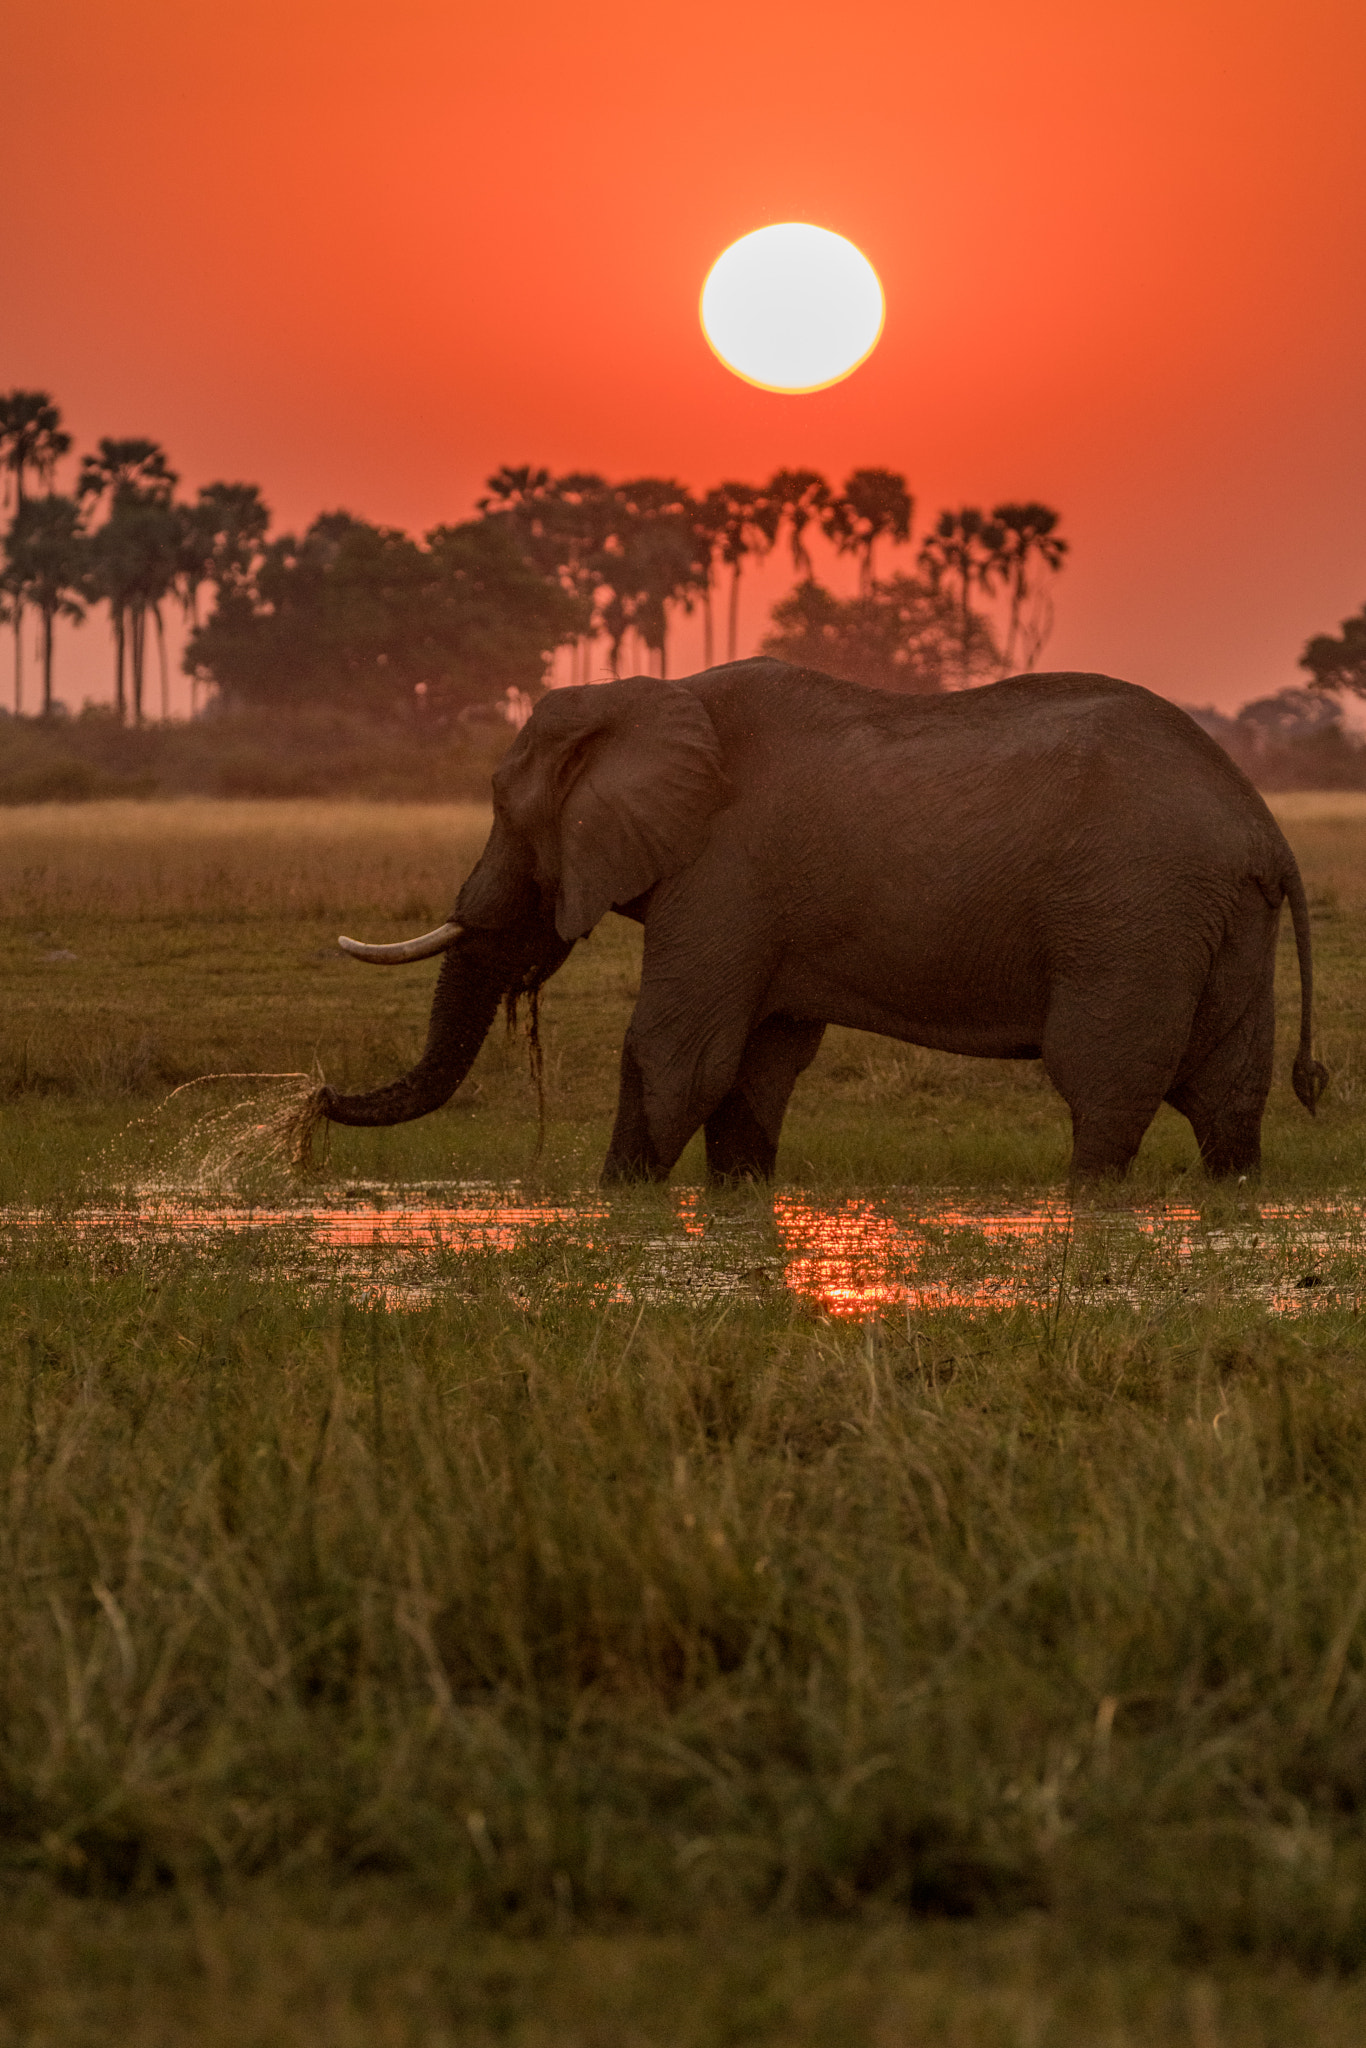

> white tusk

[{"left": 337, "top": 921, "right": 463, "bottom": 964}]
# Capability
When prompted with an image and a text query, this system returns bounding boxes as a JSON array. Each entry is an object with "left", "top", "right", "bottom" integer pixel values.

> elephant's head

[{"left": 319, "top": 677, "right": 725, "bottom": 1128}]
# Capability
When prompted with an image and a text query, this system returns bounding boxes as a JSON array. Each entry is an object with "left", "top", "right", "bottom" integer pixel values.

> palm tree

[
  {"left": 825, "top": 468, "right": 913, "bottom": 595},
  {"left": 0, "top": 392, "right": 73, "bottom": 709},
  {"left": 603, "top": 479, "right": 699, "bottom": 678},
  {"left": 0, "top": 391, "right": 72, "bottom": 512},
  {"left": 176, "top": 483, "right": 270, "bottom": 712},
  {"left": 0, "top": 573, "right": 22, "bottom": 715},
  {"left": 77, "top": 436, "right": 177, "bottom": 511},
  {"left": 86, "top": 515, "right": 137, "bottom": 723},
  {"left": 704, "top": 481, "right": 778, "bottom": 663},
  {"left": 690, "top": 488, "right": 731, "bottom": 668},
  {"left": 0, "top": 495, "right": 89, "bottom": 715},
  {"left": 141, "top": 498, "right": 184, "bottom": 720},
  {"left": 477, "top": 465, "right": 554, "bottom": 530},
  {"left": 78, "top": 438, "right": 178, "bottom": 721},
  {"left": 479, "top": 467, "right": 606, "bottom": 683},
  {"left": 539, "top": 473, "right": 610, "bottom": 683},
  {"left": 991, "top": 502, "right": 1068, "bottom": 670},
  {"left": 918, "top": 507, "right": 1007, "bottom": 681},
  {"left": 766, "top": 468, "right": 831, "bottom": 578},
  {"left": 477, "top": 464, "right": 582, "bottom": 595}
]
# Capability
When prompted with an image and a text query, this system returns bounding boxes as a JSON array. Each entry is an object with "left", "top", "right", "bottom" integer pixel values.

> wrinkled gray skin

[{"left": 321, "top": 659, "right": 1327, "bottom": 1182}]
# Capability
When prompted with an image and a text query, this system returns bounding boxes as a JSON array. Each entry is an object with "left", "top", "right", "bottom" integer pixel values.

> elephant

[{"left": 318, "top": 658, "right": 1327, "bottom": 1183}]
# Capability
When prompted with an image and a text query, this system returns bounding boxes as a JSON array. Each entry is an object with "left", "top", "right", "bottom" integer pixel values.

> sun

[{"left": 700, "top": 224, "right": 884, "bottom": 394}]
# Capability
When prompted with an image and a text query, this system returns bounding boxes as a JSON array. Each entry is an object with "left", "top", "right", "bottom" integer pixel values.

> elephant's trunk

[{"left": 318, "top": 920, "right": 570, "bottom": 1129}]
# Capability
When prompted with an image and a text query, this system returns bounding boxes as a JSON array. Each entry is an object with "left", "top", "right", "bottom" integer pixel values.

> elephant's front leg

[
  {"left": 602, "top": 1038, "right": 671, "bottom": 1182},
  {"left": 600, "top": 928, "right": 779, "bottom": 1185},
  {"left": 704, "top": 1015, "right": 825, "bottom": 1183}
]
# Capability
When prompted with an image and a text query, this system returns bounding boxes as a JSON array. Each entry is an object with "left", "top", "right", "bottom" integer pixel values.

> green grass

[{"left": 2, "top": 792, "right": 1366, "bottom": 2043}]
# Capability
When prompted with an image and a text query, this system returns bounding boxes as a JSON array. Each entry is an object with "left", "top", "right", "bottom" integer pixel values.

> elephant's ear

[{"left": 493, "top": 678, "right": 726, "bottom": 940}]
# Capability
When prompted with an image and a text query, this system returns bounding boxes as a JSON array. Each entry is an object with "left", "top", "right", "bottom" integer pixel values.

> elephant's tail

[{"left": 1285, "top": 862, "right": 1329, "bottom": 1114}]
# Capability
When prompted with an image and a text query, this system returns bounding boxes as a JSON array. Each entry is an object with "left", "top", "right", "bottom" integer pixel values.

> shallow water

[{"left": 5, "top": 1185, "right": 1364, "bottom": 1318}]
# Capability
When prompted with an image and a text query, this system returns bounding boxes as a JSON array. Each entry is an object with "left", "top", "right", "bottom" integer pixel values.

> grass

[
  {"left": 1, "top": 791, "right": 1366, "bottom": 2041},
  {"left": 1, "top": 790, "right": 1364, "bottom": 1196}
]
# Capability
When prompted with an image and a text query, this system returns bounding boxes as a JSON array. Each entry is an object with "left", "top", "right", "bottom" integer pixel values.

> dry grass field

[{"left": 0, "top": 794, "right": 1365, "bottom": 2044}]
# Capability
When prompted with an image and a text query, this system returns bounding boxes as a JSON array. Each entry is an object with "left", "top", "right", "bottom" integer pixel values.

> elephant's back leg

[
  {"left": 704, "top": 1015, "right": 826, "bottom": 1183},
  {"left": 1041, "top": 963, "right": 1206, "bottom": 1179},
  {"left": 1165, "top": 882, "right": 1280, "bottom": 1177}
]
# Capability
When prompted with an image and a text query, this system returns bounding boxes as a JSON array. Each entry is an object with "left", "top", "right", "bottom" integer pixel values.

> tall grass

[{"left": 6, "top": 1267, "right": 1366, "bottom": 1969}]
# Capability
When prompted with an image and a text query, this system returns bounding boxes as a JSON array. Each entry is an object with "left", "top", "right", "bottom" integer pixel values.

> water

[{"left": 5, "top": 1184, "right": 1363, "bottom": 1318}]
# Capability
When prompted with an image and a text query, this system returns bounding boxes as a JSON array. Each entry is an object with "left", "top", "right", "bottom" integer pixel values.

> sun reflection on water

[
  {"left": 1, "top": 1187, "right": 1357, "bottom": 1318},
  {"left": 772, "top": 1195, "right": 1058, "bottom": 1316}
]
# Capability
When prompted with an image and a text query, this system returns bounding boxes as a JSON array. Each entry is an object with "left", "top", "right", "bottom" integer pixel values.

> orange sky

[{"left": 5, "top": 0, "right": 1366, "bottom": 712}]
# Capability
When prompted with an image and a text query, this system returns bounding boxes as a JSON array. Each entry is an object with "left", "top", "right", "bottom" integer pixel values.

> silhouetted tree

[
  {"left": 825, "top": 468, "right": 913, "bottom": 595},
  {"left": 596, "top": 479, "right": 701, "bottom": 677},
  {"left": 0, "top": 494, "right": 89, "bottom": 715},
  {"left": 703, "top": 481, "right": 779, "bottom": 663},
  {"left": 1179, "top": 690, "right": 1363, "bottom": 790},
  {"left": 477, "top": 466, "right": 607, "bottom": 680},
  {"left": 187, "top": 513, "right": 579, "bottom": 715},
  {"left": 476, "top": 465, "right": 558, "bottom": 566},
  {"left": 992, "top": 501, "right": 1068, "bottom": 670},
  {"left": 84, "top": 517, "right": 135, "bottom": 724},
  {"left": 174, "top": 483, "right": 272, "bottom": 714},
  {"left": 423, "top": 518, "right": 582, "bottom": 707},
  {"left": 144, "top": 502, "right": 183, "bottom": 720},
  {"left": 78, "top": 438, "right": 179, "bottom": 721},
  {"left": 688, "top": 487, "right": 730, "bottom": 668},
  {"left": 766, "top": 468, "right": 832, "bottom": 578},
  {"left": 0, "top": 392, "right": 73, "bottom": 709},
  {"left": 918, "top": 507, "right": 1007, "bottom": 680},
  {"left": 1238, "top": 687, "right": 1343, "bottom": 743},
  {"left": 177, "top": 481, "right": 271, "bottom": 624},
  {"left": 762, "top": 574, "right": 998, "bottom": 693},
  {"left": 87, "top": 493, "right": 181, "bottom": 723},
  {"left": 0, "top": 391, "right": 72, "bottom": 513},
  {"left": 1301, "top": 605, "right": 1366, "bottom": 697},
  {"left": 548, "top": 473, "right": 616, "bottom": 681}
]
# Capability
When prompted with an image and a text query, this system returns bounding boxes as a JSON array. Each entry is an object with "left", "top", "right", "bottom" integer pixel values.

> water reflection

[
  {"left": 2, "top": 1186, "right": 1359, "bottom": 1318},
  {"left": 774, "top": 1194, "right": 1057, "bottom": 1316}
]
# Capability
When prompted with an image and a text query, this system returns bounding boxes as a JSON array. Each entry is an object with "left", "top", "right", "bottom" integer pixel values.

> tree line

[
  {"left": 482, "top": 469, "right": 1070, "bottom": 699},
  {"left": 1, "top": 389, "right": 1071, "bottom": 723}
]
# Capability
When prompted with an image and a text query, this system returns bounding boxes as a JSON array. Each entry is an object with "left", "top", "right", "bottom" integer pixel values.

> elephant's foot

[
  {"left": 1064, "top": 1120, "right": 1147, "bottom": 1182},
  {"left": 1195, "top": 1121, "right": 1262, "bottom": 1179},
  {"left": 703, "top": 1087, "right": 777, "bottom": 1185},
  {"left": 600, "top": 1149, "right": 671, "bottom": 1185}
]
